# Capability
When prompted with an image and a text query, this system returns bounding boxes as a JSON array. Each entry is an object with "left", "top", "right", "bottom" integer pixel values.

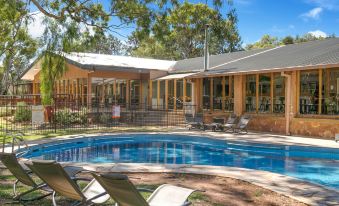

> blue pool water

[{"left": 22, "top": 134, "right": 339, "bottom": 190}]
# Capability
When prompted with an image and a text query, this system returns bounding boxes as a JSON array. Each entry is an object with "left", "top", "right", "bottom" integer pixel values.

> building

[{"left": 20, "top": 38, "right": 339, "bottom": 138}]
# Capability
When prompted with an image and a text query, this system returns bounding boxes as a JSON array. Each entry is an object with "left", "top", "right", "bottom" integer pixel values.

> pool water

[{"left": 22, "top": 134, "right": 339, "bottom": 190}]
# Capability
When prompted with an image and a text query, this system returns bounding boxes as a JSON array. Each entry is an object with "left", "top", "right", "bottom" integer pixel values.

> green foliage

[
  {"left": 246, "top": 33, "right": 333, "bottom": 50},
  {"left": 0, "top": 106, "right": 13, "bottom": 117},
  {"left": 54, "top": 107, "right": 87, "bottom": 125},
  {"left": 14, "top": 102, "right": 31, "bottom": 122},
  {"left": 99, "top": 113, "right": 112, "bottom": 124},
  {"left": 131, "top": 2, "right": 242, "bottom": 60},
  {"left": 282, "top": 36, "right": 294, "bottom": 45}
]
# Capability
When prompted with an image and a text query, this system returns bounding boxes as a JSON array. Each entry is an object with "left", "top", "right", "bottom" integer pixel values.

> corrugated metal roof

[{"left": 171, "top": 38, "right": 339, "bottom": 75}]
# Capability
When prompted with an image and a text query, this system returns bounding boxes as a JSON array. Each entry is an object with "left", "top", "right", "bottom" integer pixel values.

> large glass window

[
  {"left": 202, "top": 78, "right": 211, "bottom": 110},
  {"left": 130, "top": 80, "right": 140, "bottom": 105},
  {"left": 160, "top": 80, "right": 165, "bottom": 109},
  {"left": 273, "top": 74, "right": 285, "bottom": 113},
  {"left": 300, "top": 70, "right": 319, "bottom": 114},
  {"left": 245, "top": 75, "right": 256, "bottom": 112},
  {"left": 322, "top": 68, "right": 339, "bottom": 115},
  {"left": 185, "top": 80, "right": 192, "bottom": 103},
  {"left": 168, "top": 80, "right": 175, "bottom": 110},
  {"left": 152, "top": 80, "right": 157, "bottom": 107},
  {"left": 116, "top": 80, "right": 126, "bottom": 106},
  {"left": 213, "top": 77, "right": 222, "bottom": 110},
  {"left": 258, "top": 74, "right": 271, "bottom": 113},
  {"left": 176, "top": 79, "right": 184, "bottom": 109},
  {"left": 224, "top": 76, "right": 234, "bottom": 112}
]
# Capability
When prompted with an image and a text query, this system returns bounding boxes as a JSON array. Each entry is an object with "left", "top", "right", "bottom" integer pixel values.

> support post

[
  {"left": 281, "top": 72, "right": 291, "bottom": 135},
  {"left": 210, "top": 77, "right": 213, "bottom": 112},
  {"left": 173, "top": 79, "right": 177, "bottom": 111},
  {"left": 165, "top": 80, "right": 168, "bottom": 110},
  {"left": 318, "top": 69, "right": 322, "bottom": 114},
  {"left": 256, "top": 74, "right": 259, "bottom": 113},
  {"left": 222, "top": 76, "right": 226, "bottom": 111}
]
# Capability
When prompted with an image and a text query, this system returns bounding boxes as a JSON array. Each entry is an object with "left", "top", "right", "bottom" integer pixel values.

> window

[
  {"left": 273, "top": 74, "right": 285, "bottom": 113},
  {"left": 300, "top": 70, "right": 319, "bottom": 114},
  {"left": 185, "top": 80, "right": 192, "bottom": 103},
  {"left": 160, "top": 80, "right": 165, "bottom": 109},
  {"left": 224, "top": 76, "right": 234, "bottom": 112},
  {"left": 168, "top": 80, "right": 175, "bottom": 110},
  {"left": 152, "top": 80, "right": 157, "bottom": 107},
  {"left": 202, "top": 78, "right": 211, "bottom": 110},
  {"left": 258, "top": 74, "right": 271, "bottom": 113},
  {"left": 176, "top": 79, "right": 184, "bottom": 109},
  {"left": 322, "top": 68, "right": 339, "bottom": 115},
  {"left": 116, "top": 80, "right": 126, "bottom": 105},
  {"left": 213, "top": 77, "right": 223, "bottom": 110},
  {"left": 245, "top": 75, "right": 256, "bottom": 112}
]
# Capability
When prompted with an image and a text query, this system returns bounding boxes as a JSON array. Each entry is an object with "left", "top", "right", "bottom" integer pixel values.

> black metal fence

[{"left": 0, "top": 99, "right": 196, "bottom": 135}]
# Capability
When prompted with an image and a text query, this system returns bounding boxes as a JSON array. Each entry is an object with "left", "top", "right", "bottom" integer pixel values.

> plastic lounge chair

[
  {"left": 185, "top": 113, "right": 204, "bottom": 130},
  {"left": 25, "top": 160, "right": 110, "bottom": 206},
  {"left": 0, "top": 153, "right": 82, "bottom": 203},
  {"left": 92, "top": 173, "right": 195, "bottom": 206},
  {"left": 234, "top": 115, "right": 250, "bottom": 134},
  {"left": 222, "top": 114, "right": 238, "bottom": 133},
  {"left": 203, "top": 118, "right": 225, "bottom": 131}
]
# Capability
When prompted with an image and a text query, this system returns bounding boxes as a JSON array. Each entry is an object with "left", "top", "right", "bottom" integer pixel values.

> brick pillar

[{"left": 233, "top": 75, "right": 244, "bottom": 116}]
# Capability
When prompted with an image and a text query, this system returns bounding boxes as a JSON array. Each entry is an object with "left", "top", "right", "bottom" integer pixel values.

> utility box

[{"left": 335, "top": 134, "right": 339, "bottom": 142}]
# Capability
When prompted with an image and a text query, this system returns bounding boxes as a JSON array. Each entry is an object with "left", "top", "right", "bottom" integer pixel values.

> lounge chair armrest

[
  {"left": 71, "top": 177, "right": 92, "bottom": 182},
  {"left": 136, "top": 187, "right": 154, "bottom": 193}
]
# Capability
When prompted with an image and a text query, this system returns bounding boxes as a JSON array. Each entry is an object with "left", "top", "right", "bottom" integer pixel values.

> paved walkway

[{"left": 3, "top": 130, "right": 339, "bottom": 205}]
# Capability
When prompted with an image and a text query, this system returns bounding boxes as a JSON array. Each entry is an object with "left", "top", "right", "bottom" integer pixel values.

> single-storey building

[{"left": 19, "top": 38, "right": 339, "bottom": 138}]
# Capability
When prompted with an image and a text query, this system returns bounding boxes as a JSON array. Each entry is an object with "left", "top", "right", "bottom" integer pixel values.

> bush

[
  {"left": 14, "top": 102, "right": 31, "bottom": 122},
  {"left": 0, "top": 106, "right": 13, "bottom": 117},
  {"left": 99, "top": 113, "right": 112, "bottom": 124},
  {"left": 54, "top": 107, "right": 88, "bottom": 125}
]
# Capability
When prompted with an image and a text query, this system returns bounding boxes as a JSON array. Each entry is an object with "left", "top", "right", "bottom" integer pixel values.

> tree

[
  {"left": 282, "top": 36, "right": 294, "bottom": 45},
  {"left": 75, "top": 34, "right": 127, "bottom": 55},
  {"left": 0, "top": 0, "right": 38, "bottom": 94},
  {"left": 245, "top": 34, "right": 280, "bottom": 50},
  {"left": 130, "top": 2, "right": 242, "bottom": 60}
]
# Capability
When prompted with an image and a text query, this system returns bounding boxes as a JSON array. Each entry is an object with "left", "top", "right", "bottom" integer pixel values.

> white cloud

[
  {"left": 308, "top": 30, "right": 328, "bottom": 37},
  {"left": 306, "top": 0, "right": 339, "bottom": 10},
  {"left": 300, "top": 7, "right": 323, "bottom": 20},
  {"left": 28, "top": 11, "right": 46, "bottom": 39}
]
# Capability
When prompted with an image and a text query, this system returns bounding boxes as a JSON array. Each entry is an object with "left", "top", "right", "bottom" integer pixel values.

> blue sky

[{"left": 29, "top": 0, "right": 339, "bottom": 45}]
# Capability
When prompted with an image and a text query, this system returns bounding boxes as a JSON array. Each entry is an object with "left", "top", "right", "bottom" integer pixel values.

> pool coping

[{"left": 3, "top": 131, "right": 339, "bottom": 206}]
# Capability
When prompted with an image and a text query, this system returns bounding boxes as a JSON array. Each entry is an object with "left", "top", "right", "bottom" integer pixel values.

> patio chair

[
  {"left": 233, "top": 115, "right": 251, "bottom": 134},
  {"left": 25, "top": 160, "right": 110, "bottom": 206},
  {"left": 203, "top": 118, "right": 225, "bottom": 131},
  {"left": 92, "top": 173, "right": 195, "bottom": 206},
  {"left": 222, "top": 114, "right": 238, "bottom": 133},
  {"left": 0, "top": 153, "right": 82, "bottom": 202},
  {"left": 185, "top": 113, "right": 204, "bottom": 130}
]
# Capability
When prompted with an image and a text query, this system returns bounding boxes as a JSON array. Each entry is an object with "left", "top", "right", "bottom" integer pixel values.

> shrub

[
  {"left": 14, "top": 102, "right": 31, "bottom": 122},
  {"left": 54, "top": 107, "right": 88, "bottom": 125},
  {"left": 0, "top": 106, "right": 13, "bottom": 117},
  {"left": 99, "top": 113, "right": 112, "bottom": 124}
]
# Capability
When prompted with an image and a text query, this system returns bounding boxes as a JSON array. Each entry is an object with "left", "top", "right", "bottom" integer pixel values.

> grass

[{"left": 0, "top": 169, "right": 211, "bottom": 206}]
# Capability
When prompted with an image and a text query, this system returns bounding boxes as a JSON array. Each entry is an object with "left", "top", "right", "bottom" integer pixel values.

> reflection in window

[
  {"left": 245, "top": 75, "right": 256, "bottom": 112},
  {"left": 203, "top": 78, "right": 211, "bottom": 110},
  {"left": 300, "top": 70, "right": 319, "bottom": 114},
  {"left": 322, "top": 68, "right": 339, "bottom": 115},
  {"left": 213, "top": 77, "right": 222, "bottom": 110},
  {"left": 273, "top": 74, "right": 285, "bottom": 113},
  {"left": 176, "top": 79, "right": 184, "bottom": 109},
  {"left": 258, "top": 74, "right": 271, "bottom": 113}
]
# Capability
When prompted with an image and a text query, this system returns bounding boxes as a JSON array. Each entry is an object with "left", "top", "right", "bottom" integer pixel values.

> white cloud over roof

[
  {"left": 308, "top": 30, "right": 327, "bottom": 37},
  {"left": 64, "top": 52, "right": 176, "bottom": 71}
]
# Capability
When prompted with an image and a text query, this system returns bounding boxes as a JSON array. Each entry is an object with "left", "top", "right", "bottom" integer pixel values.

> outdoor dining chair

[
  {"left": 25, "top": 160, "right": 110, "bottom": 206},
  {"left": 92, "top": 173, "right": 196, "bottom": 206}
]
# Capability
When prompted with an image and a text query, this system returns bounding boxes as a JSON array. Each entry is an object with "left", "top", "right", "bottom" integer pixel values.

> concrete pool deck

[{"left": 2, "top": 130, "right": 339, "bottom": 206}]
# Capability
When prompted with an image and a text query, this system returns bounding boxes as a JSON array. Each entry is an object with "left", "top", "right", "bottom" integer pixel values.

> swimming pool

[{"left": 21, "top": 134, "right": 339, "bottom": 190}]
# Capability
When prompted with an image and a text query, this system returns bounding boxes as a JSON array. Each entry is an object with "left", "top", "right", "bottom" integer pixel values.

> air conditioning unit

[{"left": 335, "top": 134, "right": 339, "bottom": 142}]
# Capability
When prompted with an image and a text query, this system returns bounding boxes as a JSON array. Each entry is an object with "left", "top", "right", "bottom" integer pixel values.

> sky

[{"left": 28, "top": 0, "right": 339, "bottom": 45}]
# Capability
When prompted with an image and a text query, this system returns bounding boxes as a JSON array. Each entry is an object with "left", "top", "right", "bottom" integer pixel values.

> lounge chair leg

[
  {"left": 13, "top": 180, "right": 19, "bottom": 197},
  {"left": 52, "top": 191, "right": 57, "bottom": 206}
]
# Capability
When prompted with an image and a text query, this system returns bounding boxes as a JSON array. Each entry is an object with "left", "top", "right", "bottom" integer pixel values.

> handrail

[{"left": 1, "top": 131, "right": 29, "bottom": 154}]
